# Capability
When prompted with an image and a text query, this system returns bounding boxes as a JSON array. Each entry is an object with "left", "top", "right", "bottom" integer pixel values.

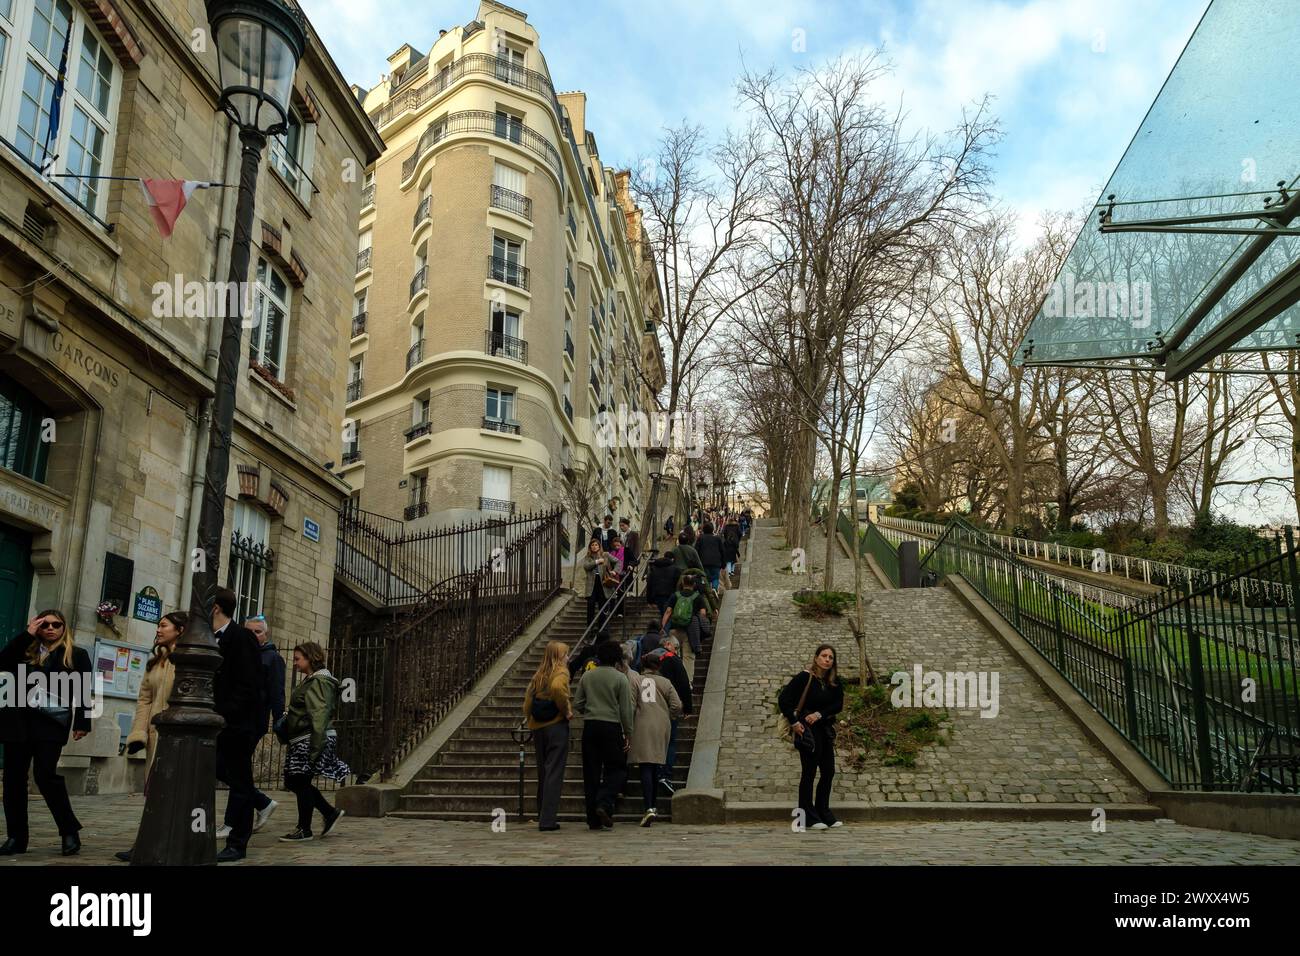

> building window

[
  {"left": 228, "top": 500, "right": 273, "bottom": 620},
  {"left": 494, "top": 109, "right": 522, "bottom": 144},
  {"left": 270, "top": 108, "right": 304, "bottom": 187},
  {"left": 0, "top": 376, "right": 51, "bottom": 482},
  {"left": 2, "top": 0, "right": 121, "bottom": 218},
  {"left": 482, "top": 464, "right": 512, "bottom": 511},
  {"left": 485, "top": 387, "right": 514, "bottom": 424},
  {"left": 250, "top": 257, "right": 291, "bottom": 380}
]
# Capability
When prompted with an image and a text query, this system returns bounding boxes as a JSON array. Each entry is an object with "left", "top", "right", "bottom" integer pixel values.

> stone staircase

[{"left": 391, "top": 590, "right": 715, "bottom": 823}]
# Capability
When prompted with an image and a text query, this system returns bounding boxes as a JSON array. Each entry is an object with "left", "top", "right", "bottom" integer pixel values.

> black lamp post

[{"left": 132, "top": 0, "right": 305, "bottom": 866}]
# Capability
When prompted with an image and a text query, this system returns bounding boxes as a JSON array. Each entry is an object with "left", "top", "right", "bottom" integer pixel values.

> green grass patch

[
  {"left": 837, "top": 679, "right": 950, "bottom": 770},
  {"left": 792, "top": 590, "right": 855, "bottom": 618}
]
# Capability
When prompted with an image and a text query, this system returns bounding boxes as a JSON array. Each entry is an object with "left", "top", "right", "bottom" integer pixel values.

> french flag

[{"left": 138, "top": 179, "right": 214, "bottom": 238}]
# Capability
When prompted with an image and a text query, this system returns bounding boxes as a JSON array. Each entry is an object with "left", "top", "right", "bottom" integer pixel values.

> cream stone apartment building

[
  {"left": 341, "top": 0, "right": 664, "bottom": 540},
  {"left": 0, "top": 0, "right": 382, "bottom": 792}
]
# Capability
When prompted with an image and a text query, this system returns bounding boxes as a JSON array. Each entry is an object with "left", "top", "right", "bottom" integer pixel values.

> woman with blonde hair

[
  {"left": 523, "top": 640, "right": 571, "bottom": 832},
  {"left": 0, "top": 610, "right": 93, "bottom": 856},
  {"left": 778, "top": 643, "right": 844, "bottom": 831}
]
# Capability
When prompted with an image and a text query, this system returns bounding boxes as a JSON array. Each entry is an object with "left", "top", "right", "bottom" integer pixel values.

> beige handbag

[{"left": 776, "top": 670, "right": 814, "bottom": 742}]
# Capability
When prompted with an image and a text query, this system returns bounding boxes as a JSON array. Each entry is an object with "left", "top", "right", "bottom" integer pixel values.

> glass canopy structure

[{"left": 1017, "top": 0, "right": 1300, "bottom": 381}]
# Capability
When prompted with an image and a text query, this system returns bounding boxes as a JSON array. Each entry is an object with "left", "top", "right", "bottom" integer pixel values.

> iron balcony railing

[
  {"left": 412, "top": 195, "right": 431, "bottom": 231},
  {"left": 370, "top": 53, "right": 558, "bottom": 130},
  {"left": 405, "top": 421, "right": 432, "bottom": 442},
  {"left": 402, "top": 109, "right": 562, "bottom": 181},
  {"left": 563, "top": 395, "right": 572, "bottom": 420},
  {"left": 490, "top": 184, "right": 532, "bottom": 220},
  {"left": 331, "top": 503, "right": 563, "bottom": 780},
  {"left": 479, "top": 496, "right": 516, "bottom": 514},
  {"left": 356, "top": 247, "right": 372, "bottom": 273},
  {"left": 485, "top": 330, "right": 528, "bottom": 364},
  {"left": 589, "top": 368, "right": 599, "bottom": 392},
  {"left": 567, "top": 207, "right": 577, "bottom": 237},
  {"left": 482, "top": 417, "right": 521, "bottom": 435},
  {"left": 564, "top": 330, "right": 574, "bottom": 360},
  {"left": 565, "top": 269, "right": 576, "bottom": 299},
  {"left": 488, "top": 255, "right": 529, "bottom": 290},
  {"left": 403, "top": 500, "right": 429, "bottom": 520},
  {"left": 351, "top": 312, "right": 367, "bottom": 337},
  {"left": 410, "top": 265, "right": 428, "bottom": 300},
  {"left": 590, "top": 308, "right": 601, "bottom": 338},
  {"left": 341, "top": 448, "right": 361, "bottom": 464},
  {"left": 406, "top": 340, "right": 424, "bottom": 370},
  {"left": 361, "top": 183, "right": 375, "bottom": 208},
  {"left": 346, "top": 378, "right": 363, "bottom": 402}
]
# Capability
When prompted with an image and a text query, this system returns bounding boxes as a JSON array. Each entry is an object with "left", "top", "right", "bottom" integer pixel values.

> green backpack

[{"left": 670, "top": 591, "right": 696, "bottom": 627}]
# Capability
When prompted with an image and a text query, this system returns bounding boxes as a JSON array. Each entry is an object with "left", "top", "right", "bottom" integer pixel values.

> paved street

[
  {"left": 5, "top": 791, "right": 1299, "bottom": 865},
  {"left": 717, "top": 524, "right": 1146, "bottom": 806}
]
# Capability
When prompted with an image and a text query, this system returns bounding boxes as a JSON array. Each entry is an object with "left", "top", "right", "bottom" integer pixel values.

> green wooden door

[{"left": 0, "top": 523, "right": 33, "bottom": 639}]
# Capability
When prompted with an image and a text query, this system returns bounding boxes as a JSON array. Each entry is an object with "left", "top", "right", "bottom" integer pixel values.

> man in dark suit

[
  {"left": 618, "top": 518, "right": 640, "bottom": 569},
  {"left": 211, "top": 587, "right": 262, "bottom": 862},
  {"left": 594, "top": 515, "right": 616, "bottom": 551}
]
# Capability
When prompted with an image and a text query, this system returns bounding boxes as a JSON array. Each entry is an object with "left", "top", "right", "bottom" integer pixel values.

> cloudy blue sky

[{"left": 301, "top": 0, "right": 1210, "bottom": 235}]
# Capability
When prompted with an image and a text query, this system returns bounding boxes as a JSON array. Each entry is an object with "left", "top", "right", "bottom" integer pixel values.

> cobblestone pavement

[
  {"left": 717, "top": 524, "right": 1146, "bottom": 806},
  {"left": 5, "top": 792, "right": 1299, "bottom": 864}
]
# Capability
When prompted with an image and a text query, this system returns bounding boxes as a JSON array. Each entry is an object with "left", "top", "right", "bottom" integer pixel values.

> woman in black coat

[
  {"left": 0, "top": 610, "right": 94, "bottom": 855},
  {"left": 778, "top": 644, "right": 844, "bottom": 831}
]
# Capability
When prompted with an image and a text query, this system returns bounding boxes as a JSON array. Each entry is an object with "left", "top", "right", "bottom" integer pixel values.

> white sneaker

[
  {"left": 828, "top": 820, "right": 844, "bottom": 828},
  {"left": 810, "top": 821, "right": 829, "bottom": 831},
  {"left": 640, "top": 808, "right": 657, "bottom": 828},
  {"left": 216, "top": 824, "right": 232, "bottom": 839},
  {"left": 254, "top": 799, "right": 278, "bottom": 832}
]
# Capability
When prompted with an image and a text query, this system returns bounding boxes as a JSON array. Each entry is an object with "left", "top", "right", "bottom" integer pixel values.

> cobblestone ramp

[{"left": 718, "top": 523, "right": 1150, "bottom": 810}]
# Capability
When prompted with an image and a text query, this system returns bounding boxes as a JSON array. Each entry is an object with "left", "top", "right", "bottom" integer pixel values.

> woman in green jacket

[{"left": 278, "top": 642, "right": 349, "bottom": 842}]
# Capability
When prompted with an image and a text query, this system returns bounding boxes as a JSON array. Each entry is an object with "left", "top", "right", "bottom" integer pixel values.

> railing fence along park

[
  {"left": 324, "top": 504, "right": 563, "bottom": 782},
  {"left": 826, "top": 505, "right": 1299, "bottom": 793}
]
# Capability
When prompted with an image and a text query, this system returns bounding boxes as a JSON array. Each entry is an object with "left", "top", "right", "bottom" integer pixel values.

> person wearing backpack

[
  {"left": 278, "top": 642, "right": 348, "bottom": 842},
  {"left": 645, "top": 552, "right": 680, "bottom": 619},
  {"left": 778, "top": 644, "right": 845, "bottom": 831},
  {"left": 670, "top": 532, "right": 718, "bottom": 618},
  {"left": 523, "top": 641, "right": 571, "bottom": 832},
  {"left": 660, "top": 574, "right": 709, "bottom": 668}
]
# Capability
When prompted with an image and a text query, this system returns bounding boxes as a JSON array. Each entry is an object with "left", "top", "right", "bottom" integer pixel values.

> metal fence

[
  {"left": 330, "top": 507, "right": 563, "bottom": 780},
  {"left": 918, "top": 517, "right": 1299, "bottom": 793},
  {"left": 878, "top": 514, "right": 1293, "bottom": 605}
]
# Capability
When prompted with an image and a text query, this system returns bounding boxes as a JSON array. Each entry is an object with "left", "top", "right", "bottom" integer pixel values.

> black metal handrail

[
  {"left": 490, "top": 184, "right": 532, "bottom": 220},
  {"left": 412, "top": 195, "right": 431, "bottom": 230},
  {"left": 370, "top": 52, "right": 558, "bottom": 130},
  {"left": 566, "top": 554, "right": 649, "bottom": 668},
  {"left": 405, "top": 420, "right": 432, "bottom": 441},
  {"left": 410, "top": 265, "right": 428, "bottom": 299},
  {"left": 485, "top": 330, "right": 528, "bottom": 364},
  {"left": 482, "top": 417, "right": 521, "bottom": 435},
  {"left": 564, "top": 330, "right": 574, "bottom": 360},
  {"left": 403, "top": 500, "right": 429, "bottom": 520},
  {"left": 406, "top": 340, "right": 424, "bottom": 370},
  {"left": 488, "top": 255, "right": 529, "bottom": 290},
  {"left": 351, "top": 312, "right": 367, "bottom": 337},
  {"left": 479, "top": 496, "right": 516, "bottom": 513},
  {"left": 402, "top": 109, "right": 562, "bottom": 181}
]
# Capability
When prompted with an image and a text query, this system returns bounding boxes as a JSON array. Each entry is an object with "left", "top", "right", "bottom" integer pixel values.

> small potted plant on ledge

[{"left": 96, "top": 600, "right": 122, "bottom": 636}]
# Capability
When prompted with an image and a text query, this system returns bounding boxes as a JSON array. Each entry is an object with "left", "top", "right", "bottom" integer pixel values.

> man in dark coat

[
  {"left": 212, "top": 587, "right": 262, "bottom": 862},
  {"left": 618, "top": 518, "right": 640, "bottom": 568},
  {"left": 217, "top": 614, "right": 283, "bottom": 841}
]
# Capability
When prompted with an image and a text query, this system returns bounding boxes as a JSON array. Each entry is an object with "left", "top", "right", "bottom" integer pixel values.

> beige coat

[
  {"left": 126, "top": 656, "right": 175, "bottom": 775},
  {"left": 628, "top": 672, "right": 682, "bottom": 765}
]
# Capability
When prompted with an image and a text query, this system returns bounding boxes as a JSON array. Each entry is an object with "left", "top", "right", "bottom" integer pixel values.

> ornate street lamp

[{"left": 132, "top": 0, "right": 305, "bottom": 866}]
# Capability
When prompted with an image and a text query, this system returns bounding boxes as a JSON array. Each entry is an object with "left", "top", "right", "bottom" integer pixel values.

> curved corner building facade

[{"left": 343, "top": 0, "right": 664, "bottom": 530}]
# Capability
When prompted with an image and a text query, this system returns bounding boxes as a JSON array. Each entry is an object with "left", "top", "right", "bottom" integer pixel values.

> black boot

[
  {"left": 114, "top": 848, "right": 133, "bottom": 863},
  {"left": 0, "top": 837, "right": 27, "bottom": 855},
  {"left": 61, "top": 834, "right": 81, "bottom": 856}
]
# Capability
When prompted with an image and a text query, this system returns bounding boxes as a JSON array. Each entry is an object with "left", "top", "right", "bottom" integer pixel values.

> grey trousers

[{"left": 533, "top": 721, "right": 569, "bottom": 828}]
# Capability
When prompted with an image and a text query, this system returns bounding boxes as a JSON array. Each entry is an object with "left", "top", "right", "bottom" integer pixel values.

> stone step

[
  {"left": 435, "top": 740, "right": 696, "bottom": 760},
  {"left": 398, "top": 792, "right": 674, "bottom": 815},
  {"left": 387, "top": 809, "right": 672, "bottom": 824},
  {"left": 414, "top": 764, "right": 688, "bottom": 783},
  {"left": 407, "top": 776, "right": 686, "bottom": 795}
]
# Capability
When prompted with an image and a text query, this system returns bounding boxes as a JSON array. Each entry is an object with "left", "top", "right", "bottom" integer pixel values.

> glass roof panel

[{"left": 1018, "top": 0, "right": 1300, "bottom": 367}]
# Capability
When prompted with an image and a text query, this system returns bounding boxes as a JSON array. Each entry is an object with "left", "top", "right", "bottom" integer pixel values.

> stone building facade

[
  {"left": 0, "top": 0, "right": 382, "bottom": 793},
  {"left": 341, "top": 0, "right": 664, "bottom": 539}
]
